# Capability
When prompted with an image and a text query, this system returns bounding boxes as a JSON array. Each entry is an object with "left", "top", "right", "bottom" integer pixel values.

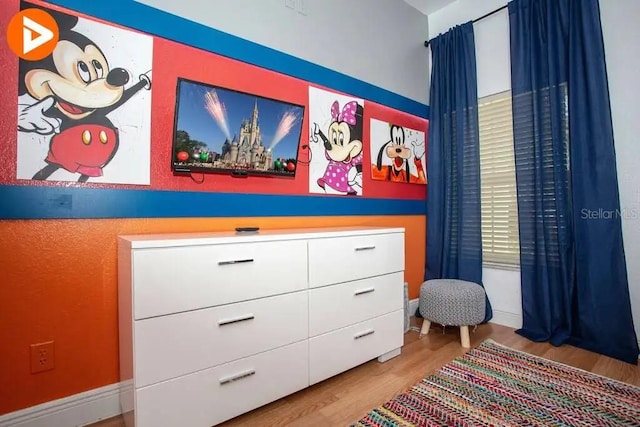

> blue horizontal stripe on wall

[
  {"left": 45, "top": 0, "right": 429, "bottom": 118},
  {"left": 0, "top": 186, "right": 427, "bottom": 219}
]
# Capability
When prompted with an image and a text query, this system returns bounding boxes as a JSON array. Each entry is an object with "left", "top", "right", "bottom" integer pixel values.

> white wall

[
  {"left": 135, "top": 0, "right": 430, "bottom": 104},
  {"left": 428, "top": 0, "right": 511, "bottom": 99},
  {"left": 428, "top": 0, "right": 506, "bottom": 39},
  {"left": 404, "top": 0, "right": 456, "bottom": 16},
  {"left": 428, "top": 0, "right": 640, "bottom": 337},
  {"left": 429, "top": 0, "right": 521, "bottom": 329},
  {"left": 600, "top": 0, "right": 640, "bottom": 340}
]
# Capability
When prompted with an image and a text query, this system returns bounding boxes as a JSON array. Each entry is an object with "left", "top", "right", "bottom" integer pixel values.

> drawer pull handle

[
  {"left": 354, "top": 288, "right": 375, "bottom": 296},
  {"left": 218, "top": 258, "right": 254, "bottom": 266},
  {"left": 355, "top": 246, "right": 376, "bottom": 251},
  {"left": 354, "top": 329, "right": 375, "bottom": 340},
  {"left": 219, "top": 369, "right": 256, "bottom": 385},
  {"left": 218, "top": 314, "right": 255, "bottom": 326}
]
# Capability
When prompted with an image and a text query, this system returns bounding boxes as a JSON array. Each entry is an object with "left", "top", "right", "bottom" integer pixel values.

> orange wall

[
  {"left": 0, "top": 215, "right": 425, "bottom": 414},
  {"left": 0, "top": 0, "right": 428, "bottom": 416}
]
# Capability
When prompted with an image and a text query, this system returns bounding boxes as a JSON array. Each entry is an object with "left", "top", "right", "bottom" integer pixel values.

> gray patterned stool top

[{"left": 419, "top": 279, "right": 486, "bottom": 327}]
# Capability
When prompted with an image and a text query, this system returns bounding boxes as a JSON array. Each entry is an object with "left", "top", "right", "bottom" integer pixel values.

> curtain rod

[{"left": 423, "top": 4, "right": 508, "bottom": 47}]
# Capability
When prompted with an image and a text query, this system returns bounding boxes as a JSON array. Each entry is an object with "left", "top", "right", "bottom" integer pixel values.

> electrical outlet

[{"left": 30, "top": 341, "right": 55, "bottom": 374}]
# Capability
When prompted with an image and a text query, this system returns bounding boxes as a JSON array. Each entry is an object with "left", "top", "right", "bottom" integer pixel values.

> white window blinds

[{"left": 478, "top": 91, "right": 520, "bottom": 267}]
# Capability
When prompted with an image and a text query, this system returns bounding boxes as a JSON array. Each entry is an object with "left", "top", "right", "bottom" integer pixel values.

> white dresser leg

[{"left": 377, "top": 347, "right": 401, "bottom": 363}]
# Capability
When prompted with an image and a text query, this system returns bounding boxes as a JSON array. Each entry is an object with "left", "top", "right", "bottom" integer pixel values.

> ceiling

[{"left": 402, "top": 0, "right": 456, "bottom": 15}]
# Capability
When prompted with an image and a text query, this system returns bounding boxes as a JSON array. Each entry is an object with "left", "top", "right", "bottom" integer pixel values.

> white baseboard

[
  {"left": 0, "top": 382, "right": 124, "bottom": 427},
  {"left": 1, "top": 308, "right": 633, "bottom": 426},
  {"left": 409, "top": 298, "right": 419, "bottom": 317},
  {"left": 489, "top": 310, "right": 523, "bottom": 330}
]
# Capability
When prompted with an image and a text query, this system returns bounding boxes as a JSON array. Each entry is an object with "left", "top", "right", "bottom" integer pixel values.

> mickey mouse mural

[{"left": 16, "top": 2, "right": 153, "bottom": 184}]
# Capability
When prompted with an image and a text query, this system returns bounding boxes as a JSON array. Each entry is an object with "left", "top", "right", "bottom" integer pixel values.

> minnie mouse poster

[
  {"left": 308, "top": 87, "right": 364, "bottom": 196},
  {"left": 16, "top": 2, "right": 153, "bottom": 185}
]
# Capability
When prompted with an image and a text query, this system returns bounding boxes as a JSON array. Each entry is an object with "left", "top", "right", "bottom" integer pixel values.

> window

[
  {"left": 511, "top": 84, "right": 571, "bottom": 268},
  {"left": 478, "top": 91, "right": 520, "bottom": 268}
]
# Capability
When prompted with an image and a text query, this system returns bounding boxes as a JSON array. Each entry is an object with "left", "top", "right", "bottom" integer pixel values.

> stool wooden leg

[
  {"left": 419, "top": 319, "right": 431, "bottom": 338},
  {"left": 460, "top": 325, "right": 470, "bottom": 348}
]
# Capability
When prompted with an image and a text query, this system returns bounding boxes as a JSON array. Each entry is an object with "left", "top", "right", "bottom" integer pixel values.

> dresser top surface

[{"left": 119, "top": 226, "right": 405, "bottom": 249}]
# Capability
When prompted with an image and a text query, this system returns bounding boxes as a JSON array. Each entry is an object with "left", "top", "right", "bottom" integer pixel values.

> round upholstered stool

[{"left": 418, "top": 279, "right": 486, "bottom": 348}]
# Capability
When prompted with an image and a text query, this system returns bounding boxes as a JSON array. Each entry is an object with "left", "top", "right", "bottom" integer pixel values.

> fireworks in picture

[
  {"left": 269, "top": 109, "right": 301, "bottom": 151},
  {"left": 204, "top": 90, "right": 231, "bottom": 141},
  {"left": 172, "top": 78, "right": 305, "bottom": 177}
]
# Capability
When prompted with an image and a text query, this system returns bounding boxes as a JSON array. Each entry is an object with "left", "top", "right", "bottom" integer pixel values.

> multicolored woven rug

[{"left": 353, "top": 339, "right": 640, "bottom": 426}]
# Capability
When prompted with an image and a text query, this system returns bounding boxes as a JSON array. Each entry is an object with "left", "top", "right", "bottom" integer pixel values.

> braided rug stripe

[{"left": 353, "top": 339, "right": 640, "bottom": 426}]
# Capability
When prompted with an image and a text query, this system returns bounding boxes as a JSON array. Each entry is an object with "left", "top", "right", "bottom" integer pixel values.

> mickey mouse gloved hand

[
  {"left": 18, "top": 96, "right": 62, "bottom": 135},
  {"left": 310, "top": 122, "right": 321, "bottom": 144},
  {"left": 139, "top": 70, "right": 152, "bottom": 90}
]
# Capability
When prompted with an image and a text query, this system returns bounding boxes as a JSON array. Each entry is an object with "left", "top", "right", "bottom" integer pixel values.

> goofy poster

[
  {"left": 16, "top": 2, "right": 153, "bottom": 185},
  {"left": 370, "top": 118, "right": 426, "bottom": 185}
]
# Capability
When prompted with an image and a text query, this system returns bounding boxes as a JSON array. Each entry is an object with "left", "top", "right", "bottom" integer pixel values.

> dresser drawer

[
  {"left": 309, "top": 310, "right": 403, "bottom": 385},
  {"left": 131, "top": 240, "right": 308, "bottom": 319},
  {"left": 308, "top": 232, "right": 404, "bottom": 288},
  {"left": 135, "top": 340, "right": 308, "bottom": 427},
  {"left": 134, "top": 291, "right": 308, "bottom": 388},
  {"left": 309, "top": 272, "right": 403, "bottom": 337}
]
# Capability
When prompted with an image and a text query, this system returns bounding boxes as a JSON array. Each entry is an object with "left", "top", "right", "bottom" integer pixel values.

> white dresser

[{"left": 118, "top": 227, "right": 405, "bottom": 427}]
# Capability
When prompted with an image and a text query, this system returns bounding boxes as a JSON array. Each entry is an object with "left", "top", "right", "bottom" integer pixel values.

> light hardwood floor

[{"left": 91, "top": 319, "right": 640, "bottom": 427}]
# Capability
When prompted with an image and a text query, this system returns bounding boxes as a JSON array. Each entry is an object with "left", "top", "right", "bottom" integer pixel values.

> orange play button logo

[{"left": 7, "top": 8, "right": 59, "bottom": 61}]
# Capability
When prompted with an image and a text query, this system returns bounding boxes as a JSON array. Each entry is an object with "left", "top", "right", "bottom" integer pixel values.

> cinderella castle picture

[
  {"left": 217, "top": 100, "right": 273, "bottom": 170},
  {"left": 172, "top": 78, "right": 304, "bottom": 177}
]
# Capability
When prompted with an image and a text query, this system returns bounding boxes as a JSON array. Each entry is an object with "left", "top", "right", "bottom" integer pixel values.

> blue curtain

[
  {"left": 509, "top": 0, "right": 639, "bottom": 363},
  {"left": 426, "top": 22, "right": 492, "bottom": 323}
]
